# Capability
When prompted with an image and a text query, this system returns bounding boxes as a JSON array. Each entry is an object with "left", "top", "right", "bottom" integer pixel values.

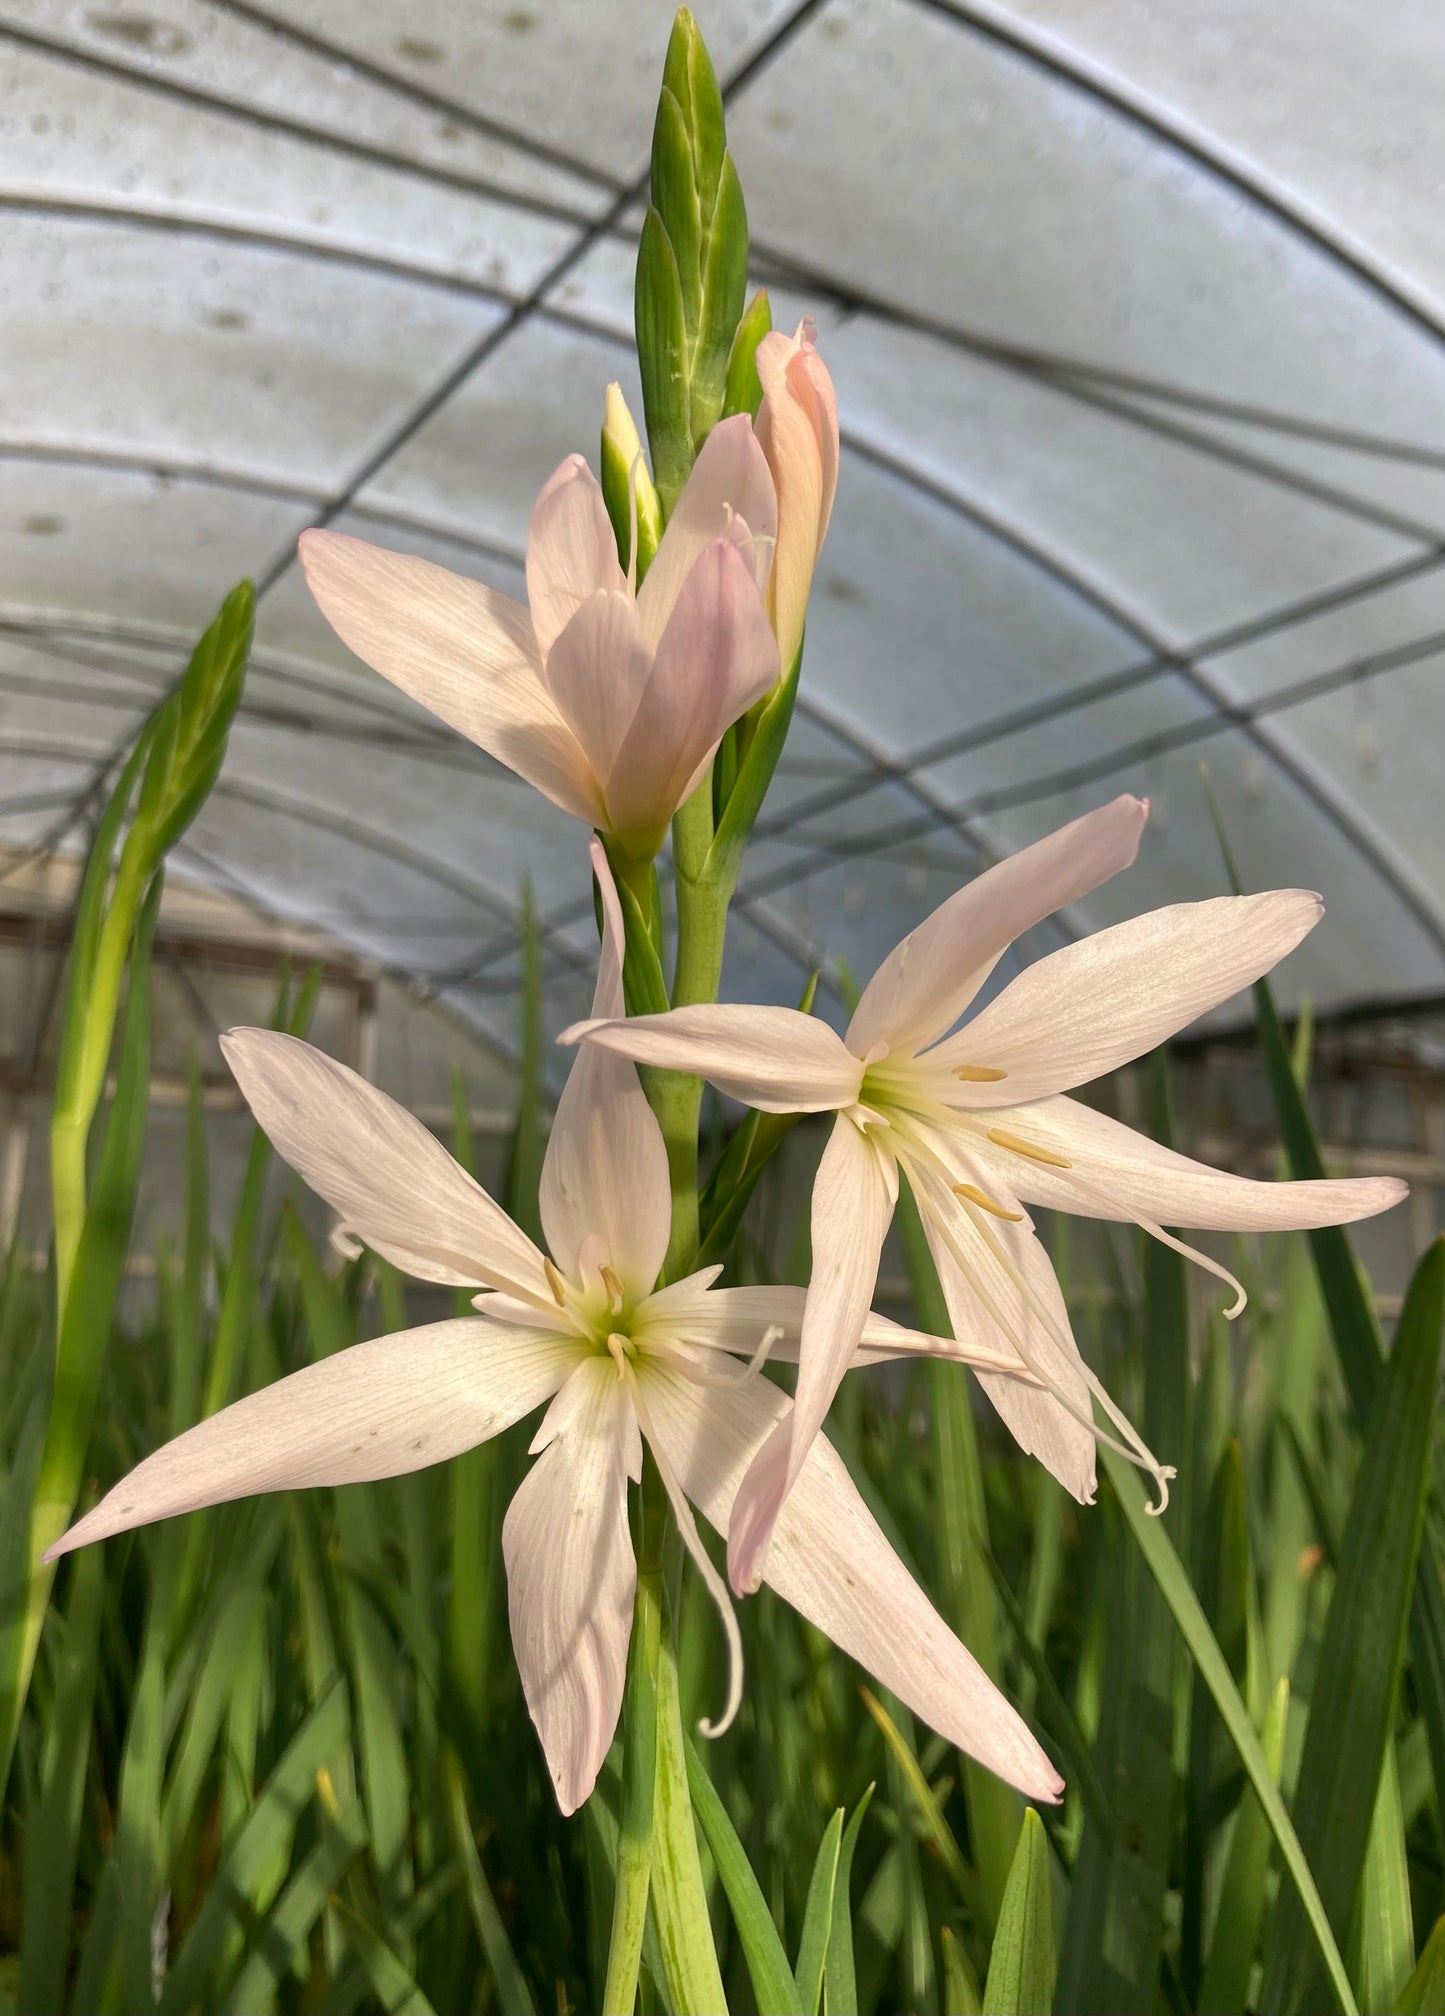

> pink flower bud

[{"left": 754, "top": 319, "right": 840, "bottom": 674}]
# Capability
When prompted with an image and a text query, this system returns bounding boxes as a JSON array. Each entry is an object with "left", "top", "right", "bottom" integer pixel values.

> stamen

[
  {"left": 986, "top": 1127, "right": 1072, "bottom": 1169},
  {"left": 952, "top": 1181, "right": 1023, "bottom": 1222},
  {"left": 606, "top": 1331, "right": 633, "bottom": 1379},
  {"left": 644, "top": 1327, "right": 782, "bottom": 1390},
  {"left": 1048, "top": 1160, "right": 1251, "bottom": 1324},
  {"left": 929, "top": 1172, "right": 1174, "bottom": 1513},
  {"left": 746, "top": 1323, "right": 783, "bottom": 1378},
  {"left": 646, "top": 1337, "right": 755, "bottom": 1388},
  {"left": 600, "top": 1263, "right": 626, "bottom": 1314},
  {"left": 952, "top": 1064, "right": 1008, "bottom": 1083},
  {"left": 543, "top": 1257, "right": 567, "bottom": 1307},
  {"left": 622, "top": 1365, "right": 744, "bottom": 1739}
]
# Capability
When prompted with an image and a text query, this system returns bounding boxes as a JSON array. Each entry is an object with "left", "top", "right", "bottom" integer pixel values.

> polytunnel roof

[{"left": 4, "top": 0, "right": 1445, "bottom": 1072}]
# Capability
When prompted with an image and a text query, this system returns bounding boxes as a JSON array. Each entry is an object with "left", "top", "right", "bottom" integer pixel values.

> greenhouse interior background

[
  {"left": 4, "top": 4, "right": 1445, "bottom": 2014},
  {"left": 5, "top": 2, "right": 1445, "bottom": 1288}
]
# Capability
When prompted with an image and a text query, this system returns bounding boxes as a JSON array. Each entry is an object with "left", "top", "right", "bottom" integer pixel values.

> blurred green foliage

[{"left": 1, "top": 838, "right": 1441, "bottom": 2009}]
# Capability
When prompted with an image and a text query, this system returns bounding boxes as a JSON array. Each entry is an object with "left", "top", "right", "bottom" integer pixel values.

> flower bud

[
  {"left": 754, "top": 320, "right": 839, "bottom": 674},
  {"left": 600, "top": 382, "right": 663, "bottom": 580}
]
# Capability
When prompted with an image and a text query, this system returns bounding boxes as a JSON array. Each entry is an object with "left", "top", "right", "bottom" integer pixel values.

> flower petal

[
  {"left": 727, "top": 1116, "right": 896, "bottom": 1593},
  {"left": 298, "top": 529, "right": 600, "bottom": 825},
  {"left": 47, "top": 1321, "right": 580, "bottom": 1559},
  {"left": 635, "top": 1280, "right": 1030, "bottom": 1374},
  {"left": 942, "top": 891, "right": 1323, "bottom": 1105},
  {"left": 560, "top": 1004, "right": 863, "bottom": 1114},
  {"left": 526, "top": 454, "right": 628, "bottom": 663},
  {"left": 503, "top": 1357, "right": 641, "bottom": 1815},
  {"left": 603, "top": 538, "right": 778, "bottom": 855},
  {"left": 638, "top": 1360, "right": 1062, "bottom": 1803},
  {"left": 635, "top": 414, "right": 778, "bottom": 649},
  {"left": 539, "top": 840, "right": 671, "bottom": 1295},
  {"left": 222, "top": 1028, "right": 546, "bottom": 1294},
  {"left": 756, "top": 320, "right": 839, "bottom": 670},
  {"left": 910, "top": 1160, "right": 1098, "bottom": 1505},
  {"left": 848, "top": 796, "right": 1148, "bottom": 1059},
  {"left": 542, "top": 589, "right": 653, "bottom": 782},
  {"left": 974, "top": 1094, "right": 1409, "bottom": 1229}
]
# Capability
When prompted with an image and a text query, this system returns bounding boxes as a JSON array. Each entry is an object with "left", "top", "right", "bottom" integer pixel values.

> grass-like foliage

[{"left": 2, "top": 773, "right": 1441, "bottom": 2010}]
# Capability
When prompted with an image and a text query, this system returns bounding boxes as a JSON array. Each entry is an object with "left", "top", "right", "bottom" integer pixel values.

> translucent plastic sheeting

[{"left": 2, "top": 0, "right": 1443, "bottom": 1090}]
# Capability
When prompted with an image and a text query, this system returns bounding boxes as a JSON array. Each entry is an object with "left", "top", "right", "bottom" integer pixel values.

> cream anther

[
  {"left": 985, "top": 1127, "right": 1072, "bottom": 1170},
  {"left": 543, "top": 1257, "right": 567, "bottom": 1307},
  {"left": 951, "top": 1064, "right": 1008, "bottom": 1083},
  {"left": 952, "top": 1181, "right": 1024, "bottom": 1222}
]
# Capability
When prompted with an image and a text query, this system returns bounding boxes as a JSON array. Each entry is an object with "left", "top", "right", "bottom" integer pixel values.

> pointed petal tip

[
  {"left": 1035, "top": 1765, "right": 1067, "bottom": 1806},
  {"left": 552, "top": 1765, "right": 597, "bottom": 1818},
  {"left": 296, "top": 525, "right": 354, "bottom": 577},
  {"left": 725, "top": 1522, "right": 768, "bottom": 1598},
  {"left": 219, "top": 1024, "right": 269, "bottom": 1064}
]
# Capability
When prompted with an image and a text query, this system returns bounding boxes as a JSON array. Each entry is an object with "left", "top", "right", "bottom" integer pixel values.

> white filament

[
  {"left": 918, "top": 1163, "right": 1175, "bottom": 1514},
  {"left": 622, "top": 1360, "right": 744, "bottom": 1740}
]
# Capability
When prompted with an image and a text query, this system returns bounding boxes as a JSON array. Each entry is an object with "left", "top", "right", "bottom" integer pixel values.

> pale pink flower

[
  {"left": 299, "top": 415, "right": 780, "bottom": 859},
  {"left": 565, "top": 797, "right": 1408, "bottom": 1593},
  {"left": 48, "top": 841, "right": 1060, "bottom": 1816},
  {"left": 755, "top": 318, "right": 839, "bottom": 673}
]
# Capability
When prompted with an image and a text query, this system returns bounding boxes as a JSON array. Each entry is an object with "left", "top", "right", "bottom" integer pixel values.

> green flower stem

[
  {"left": 603, "top": 1462, "right": 665, "bottom": 2016},
  {"left": 655, "top": 781, "right": 729, "bottom": 1283},
  {"left": 602, "top": 816, "right": 728, "bottom": 2011}
]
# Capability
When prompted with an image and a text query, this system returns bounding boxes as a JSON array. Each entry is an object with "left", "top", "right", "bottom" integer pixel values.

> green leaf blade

[
  {"left": 1103, "top": 1446, "right": 1358, "bottom": 2015},
  {"left": 1263, "top": 1237, "right": 1445, "bottom": 2014},
  {"left": 794, "top": 1808, "right": 843, "bottom": 2016},
  {"left": 982, "top": 1809, "right": 1055, "bottom": 2016}
]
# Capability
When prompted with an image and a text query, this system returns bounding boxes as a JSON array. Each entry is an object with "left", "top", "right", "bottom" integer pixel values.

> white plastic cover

[{"left": 3, "top": 0, "right": 1443, "bottom": 1080}]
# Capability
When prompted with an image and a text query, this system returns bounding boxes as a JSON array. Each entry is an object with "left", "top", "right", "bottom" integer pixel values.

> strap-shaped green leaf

[
  {"left": 1354, "top": 1740, "right": 1415, "bottom": 2016},
  {"left": 224, "top": 1801, "right": 368, "bottom": 2015},
  {"left": 17, "top": 1542, "right": 104, "bottom": 2016},
  {"left": 941, "top": 1926, "right": 984, "bottom": 2016},
  {"left": 1209, "top": 788, "right": 1445, "bottom": 1817},
  {"left": 1262, "top": 1237, "right": 1445, "bottom": 2014},
  {"left": 160, "top": 1681, "right": 351, "bottom": 2013},
  {"left": 823, "top": 1785, "right": 874, "bottom": 2016},
  {"left": 1197, "top": 1677, "right": 1289, "bottom": 2015},
  {"left": 1104, "top": 1447, "right": 1358, "bottom": 2015},
  {"left": 684, "top": 1731, "right": 803, "bottom": 2016},
  {"left": 794, "top": 1807, "right": 844, "bottom": 2015},
  {"left": 1394, "top": 1916, "right": 1445, "bottom": 2015},
  {"left": 860, "top": 1686, "right": 980, "bottom": 1915},
  {"left": 982, "top": 1809, "right": 1055, "bottom": 2016},
  {"left": 448, "top": 1756, "right": 538, "bottom": 2016},
  {"left": 1184, "top": 1439, "right": 1254, "bottom": 1994}
]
